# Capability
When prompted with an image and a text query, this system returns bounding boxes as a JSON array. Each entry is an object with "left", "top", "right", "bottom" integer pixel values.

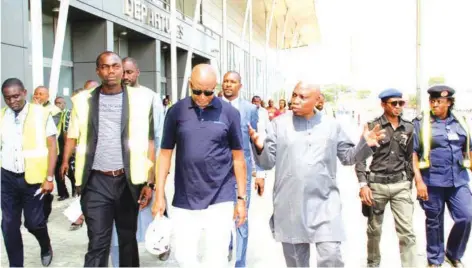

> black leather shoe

[
  {"left": 41, "top": 246, "right": 53, "bottom": 267},
  {"left": 58, "top": 196, "right": 69, "bottom": 201}
]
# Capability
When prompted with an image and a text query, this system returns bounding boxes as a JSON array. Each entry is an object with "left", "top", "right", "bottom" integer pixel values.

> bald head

[
  {"left": 33, "top": 86, "right": 49, "bottom": 105},
  {"left": 189, "top": 64, "right": 217, "bottom": 108},
  {"left": 291, "top": 81, "right": 321, "bottom": 118},
  {"left": 84, "top": 80, "right": 100, "bottom": 90},
  {"left": 190, "top": 64, "right": 217, "bottom": 85}
]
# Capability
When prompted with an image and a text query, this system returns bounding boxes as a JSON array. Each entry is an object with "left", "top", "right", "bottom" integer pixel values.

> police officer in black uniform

[{"left": 355, "top": 88, "right": 416, "bottom": 267}]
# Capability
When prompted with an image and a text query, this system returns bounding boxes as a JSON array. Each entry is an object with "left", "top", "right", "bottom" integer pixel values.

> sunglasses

[
  {"left": 386, "top": 100, "right": 405, "bottom": 107},
  {"left": 192, "top": 89, "right": 214, "bottom": 96}
]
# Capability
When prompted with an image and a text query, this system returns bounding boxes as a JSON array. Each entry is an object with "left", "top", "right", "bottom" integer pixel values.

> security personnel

[
  {"left": 60, "top": 51, "right": 156, "bottom": 267},
  {"left": 0, "top": 78, "right": 57, "bottom": 267},
  {"left": 413, "top": 85, "right": 472, "bottom": 267},
  {"left": 356, "top": 88, "right": 416, "bottom": 267}
]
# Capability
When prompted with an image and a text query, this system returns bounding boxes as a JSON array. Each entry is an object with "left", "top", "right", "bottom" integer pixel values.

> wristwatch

[
  {"left": 237, "top": 195, "right": 248, "bottom": 202},
  {"left": 146, "top": 182, "right": 155, "bottom": 190},
  {"left": 47, "top": 176, "right": 54, "bottom": 182}
]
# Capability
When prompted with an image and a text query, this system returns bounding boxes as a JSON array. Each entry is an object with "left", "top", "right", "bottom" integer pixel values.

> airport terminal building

[{"left": 1, "top": 0, "right": 314, "bottom": 103}]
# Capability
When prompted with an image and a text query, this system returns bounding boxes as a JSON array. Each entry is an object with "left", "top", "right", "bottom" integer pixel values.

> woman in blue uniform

[{"left": 413, "top": 85, "right": 472, "bottom": 267}]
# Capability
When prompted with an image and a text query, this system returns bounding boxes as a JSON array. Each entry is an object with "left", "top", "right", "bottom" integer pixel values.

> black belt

[
  {"left": 368, "top": 172, "right": 406, "bottom": 184},
  {"left": 94, "top": 168, "right": 125, "bottom": 177}
]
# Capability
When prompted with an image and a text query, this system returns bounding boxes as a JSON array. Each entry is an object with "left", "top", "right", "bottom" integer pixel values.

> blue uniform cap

[
  {"left": 427, "top": 85, "right": 455, "bottom": 98},
  {"left": 378, "top": 88, "right": 402, "bottom": 100}
]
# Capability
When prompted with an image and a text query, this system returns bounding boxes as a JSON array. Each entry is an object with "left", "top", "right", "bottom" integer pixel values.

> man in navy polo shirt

[{"left": 152, "top": 64, "right": 247, "bottom": 268}]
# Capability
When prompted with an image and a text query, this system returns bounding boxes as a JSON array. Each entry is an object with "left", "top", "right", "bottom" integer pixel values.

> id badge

[{"left": 447, "top": 132, "right": 459, "bottom": 141}]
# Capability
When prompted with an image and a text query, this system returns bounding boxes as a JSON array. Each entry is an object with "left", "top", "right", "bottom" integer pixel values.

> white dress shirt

[
  {"left": 222, "top": 96, "right": 240, "bottom": 110},
  {"left": 1, "top": 103, "right": 57, "bottom": 173}
]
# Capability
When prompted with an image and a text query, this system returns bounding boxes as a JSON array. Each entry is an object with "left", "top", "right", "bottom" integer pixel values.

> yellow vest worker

[{"left": 0, "top": 78, "right": 56, "bottom": 267}]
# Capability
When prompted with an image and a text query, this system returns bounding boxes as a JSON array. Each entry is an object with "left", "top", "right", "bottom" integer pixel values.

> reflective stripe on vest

[
  {"left": 420, "top": 111, "right": 471, "bottom": 169},
  {"left": 72, "top": 86, "right": 154, "bottom": 186},
  {"left": 0, "top": 104, "right": 50, "bottom": 183}
]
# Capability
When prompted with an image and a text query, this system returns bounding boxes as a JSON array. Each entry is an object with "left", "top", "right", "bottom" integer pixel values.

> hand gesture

[
  {"left": 248, "top": 123, "right": 263, "bottom": 150},
  {"left": 359, "top": 186, "right": 373, "bottom": 206},
  {"left": 138, "top": 185, "right": 153, "bottom": 210},
  {"left": 233, "top": 201, "right": 247, "bottom": 227},
  {"left": 152, "top": 194, "right": 166, "bottom": 218},
  {"left": 363, "top": 124, "right": 386, "bottom": 147}
]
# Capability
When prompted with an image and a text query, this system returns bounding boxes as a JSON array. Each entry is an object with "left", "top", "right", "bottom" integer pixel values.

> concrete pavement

[{"left": 1, "top": 119, "right": 471, "bottom": 267}]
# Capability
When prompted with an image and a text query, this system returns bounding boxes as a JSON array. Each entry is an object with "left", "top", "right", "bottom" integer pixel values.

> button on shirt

[
  {"left": 1, "top": 103, "right": 57, "bottom": 173},
  {"left": 413, "top": 113, "right": 472, "bottom": 187},
  {"left": 161, "top": 97, "right": 243, "bottom": 210},
  {"left": 355, "top": 115, "right": 414, "bottom": 184}
]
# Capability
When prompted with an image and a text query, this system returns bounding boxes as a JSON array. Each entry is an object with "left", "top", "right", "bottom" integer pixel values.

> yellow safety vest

[
  {"left": 0, "top": 104, "right": 51, "bottom": 184},
  {"left": 419, "top": 111, "right": 471, "bottom": 169},
  {"left": 72, "top": 86, "right": 154, "bottom": 186}
]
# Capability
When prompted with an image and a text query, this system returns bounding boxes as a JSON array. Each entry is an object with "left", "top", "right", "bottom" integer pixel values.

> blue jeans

[{"left": 229, "top": 171, "right": 252, "bottom": 267}]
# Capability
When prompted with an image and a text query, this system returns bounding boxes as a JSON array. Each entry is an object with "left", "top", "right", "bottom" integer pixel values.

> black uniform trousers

[
  {"left": 1, "top": 168, "right": 51, "bottom": 267},
  {"left": 81, "top": 171, "right": 139, "bottom": 267},
  {"left": 54, "top": 154, "right": 76, "bottom": 198}
]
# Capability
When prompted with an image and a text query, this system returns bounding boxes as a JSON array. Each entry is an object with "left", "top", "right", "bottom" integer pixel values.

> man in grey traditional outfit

[{"left": 249, "top": 82, "right": 386, "bottom": 267}]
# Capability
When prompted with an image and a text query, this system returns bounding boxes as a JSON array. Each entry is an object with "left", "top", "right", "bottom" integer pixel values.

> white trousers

[{"left": 172, "top": 201, "right": 234, "bottom": 268}]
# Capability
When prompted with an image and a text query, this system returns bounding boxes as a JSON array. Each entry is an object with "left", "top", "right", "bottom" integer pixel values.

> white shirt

[
  {"left": 222, "top": 96, "right": 240, "bottom": 111},
  {"left": 1, "top": 103, "right": 57, "bottom": 173}
]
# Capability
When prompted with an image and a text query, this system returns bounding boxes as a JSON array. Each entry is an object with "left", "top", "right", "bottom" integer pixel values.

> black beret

[{"left": 427, "top": 85, "right": 455, "bottom": 98}]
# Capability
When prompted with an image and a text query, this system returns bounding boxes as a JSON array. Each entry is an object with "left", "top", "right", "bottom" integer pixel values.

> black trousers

[
  {"left": 54, "top": 155, "right": 76, "bottom": 198},
  {"left": 81, "top": 171, "right": 139, "bottom": 267},
  {"left": 1, "top": 168, "right": 51, "bottom": 267}
]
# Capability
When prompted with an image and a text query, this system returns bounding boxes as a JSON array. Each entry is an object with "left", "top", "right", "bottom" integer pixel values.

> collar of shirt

[
  {"left": 188, "top": 96, "right": 222, "bottom": 110},
  {"left": 379, "top": 114, "right": 406, "bottom": 129},
  {"left": 221, "top": 96, "right": 240, "bottom": 110},
  {"left": 7, "top": 102, "right": 29, "bottom": 119}
]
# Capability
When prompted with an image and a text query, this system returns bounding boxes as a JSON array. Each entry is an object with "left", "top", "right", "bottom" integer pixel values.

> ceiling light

[
  {"left": 52, "top": 7, "right": 60, "bottom": 12},
  {"left": 163, "top": 45, "right": 168, "bottom": 49},
  {"left": 120, "top": 31, "right": 127, "bottom": 36}
]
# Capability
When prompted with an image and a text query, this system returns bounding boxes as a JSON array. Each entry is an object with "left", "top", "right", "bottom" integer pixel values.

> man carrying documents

[{"left": 0, "top": 78, "right": 57, "bottom": 267}]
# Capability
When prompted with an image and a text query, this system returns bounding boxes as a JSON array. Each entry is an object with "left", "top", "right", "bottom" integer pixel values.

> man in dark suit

[{"left": 60, "top": 51, "right": 156, "bottom": 267}]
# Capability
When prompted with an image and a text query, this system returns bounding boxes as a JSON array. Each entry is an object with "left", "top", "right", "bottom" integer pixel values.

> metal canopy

[{"left": 231, "top": 0, "right": 320, "bottom": 49}]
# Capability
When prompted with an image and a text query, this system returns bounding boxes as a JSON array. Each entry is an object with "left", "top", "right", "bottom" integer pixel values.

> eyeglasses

[
  {"left": 192, "top": 89, "right": 214, "bottom": 97},
  {"left": 386, "top": 100, "right": 405, "bottom": 107}
]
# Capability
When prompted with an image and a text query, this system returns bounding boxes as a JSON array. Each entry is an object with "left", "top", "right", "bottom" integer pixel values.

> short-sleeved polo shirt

[{"left": 161, "top": 96, "right": 243, "bottom": 210}]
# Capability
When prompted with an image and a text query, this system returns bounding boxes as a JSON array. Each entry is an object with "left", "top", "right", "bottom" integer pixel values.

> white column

[
  {"left": 222, "top": 0, "right": 227, "bottom": 77},
  {"left": 265, "top": 0, "right": 276, "bottom": 101},
  {"left": 249, "top": 0, "right": 253, "bottom": 96},
  {"left": 416, "top": 0, "right": 423, "bottom": 113},
  {"left": 106, "top": 21, "right": 114, "bottom": 51},
  {"left": 30, "top": 0, "right": 44, "bottom": 87},
  {"left": 180, "top": 0, "right": 203, "bottom": 99},
  {"left": 48, "top": 0, "right": 70, "bottom": 101},
  {"left": 281, "top": 10, "right": 289, "bottom": 49},
  {"left": 170, "top": 0, "right": 178, "bottom": 103},
  {"left": 238, "top": 0, "right": 250, "bottom": 72}
]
